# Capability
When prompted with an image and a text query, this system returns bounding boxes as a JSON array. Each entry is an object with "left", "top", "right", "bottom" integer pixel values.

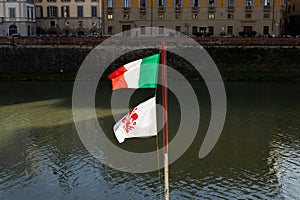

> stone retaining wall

[{"left": 0, "top": 37, "right": 300, "bottom": 74}]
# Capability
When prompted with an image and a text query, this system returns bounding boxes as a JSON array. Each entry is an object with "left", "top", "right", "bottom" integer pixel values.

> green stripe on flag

[{"left": 139, "top": 54, "right": 160, "bottom": 88}]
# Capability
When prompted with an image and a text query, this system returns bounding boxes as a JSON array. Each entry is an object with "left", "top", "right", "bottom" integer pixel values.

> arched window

[{"left": 9, "top": 24, "right": 17, "bottom": 36}]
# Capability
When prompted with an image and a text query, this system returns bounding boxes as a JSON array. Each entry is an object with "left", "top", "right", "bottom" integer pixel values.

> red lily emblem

[{"left": 122, "top": 108, "right": 138, "bottom": 133}]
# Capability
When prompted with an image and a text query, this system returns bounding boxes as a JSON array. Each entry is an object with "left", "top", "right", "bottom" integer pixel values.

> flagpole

[{"left": 162, "top": 41, "right": 169, "bottom": 200}]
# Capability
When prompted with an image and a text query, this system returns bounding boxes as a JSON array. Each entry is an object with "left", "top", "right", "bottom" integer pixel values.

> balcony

[
  {"left": 227, "top": 6, "right": 234, "bottom": 12},
  {"left": 264, "top": 5, "right": 270, "bottom": 11},
  {"left": 208, "top": 5, "right": 215, "bottom": 12},
  {"left": 192, "top": 6, "right": 199, "bottom": 12},
  {"left": 139, "top": 7, "right": 146, "bottom": 13},
  {"left": 107, "top": 7, "right": 113, "bottom": 13},
  {"left": 123, "top": 7, "right": 130, "bottom": 12},
  {"left": 175, "top": 6, "right": 182, "bottom": 13},
  {"left": 158, "top": 6, "right": 165, "bottom": 13},
  {"left": 245, "top": 6, "right": 253, "bottom": 12}
]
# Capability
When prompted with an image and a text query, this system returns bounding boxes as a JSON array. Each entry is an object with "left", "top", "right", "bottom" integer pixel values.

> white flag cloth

[{"left": 113, "top": 97, "right": 157, "bottom": 143}]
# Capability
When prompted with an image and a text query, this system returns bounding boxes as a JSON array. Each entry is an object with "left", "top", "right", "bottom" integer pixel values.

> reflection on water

[{"left": 0, "top": 81, "right": 299, "bottom": 199}]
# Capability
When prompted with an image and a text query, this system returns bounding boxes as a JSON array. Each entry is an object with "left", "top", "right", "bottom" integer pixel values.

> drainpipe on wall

[{"left": 99, "top": 0, "right": 103, "bottom": 36}]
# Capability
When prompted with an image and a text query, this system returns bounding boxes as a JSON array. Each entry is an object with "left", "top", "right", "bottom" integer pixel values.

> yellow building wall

[
  {"left": 274, "top": 0, "right": 280, "bottom": 6},
  {"left": 201, "top": 0, "right": 206, "bottom": 7},
  {"left": 115, "top": 0, "right": 121, "bottom": 8},
  {"left": 184, "top": 0, "right": 190, "bottom": 8},
  {"left": 236, "top": 0, "right": 243, "bottom": 7},
  {"left": 218, "top": 0, "right": 226, "bottom": 7},
  {"left": 254, "top": 0, "right": 261, "bottom": 6},
  {"left": 132, "top": 0, "right": 138, "bottom": 8},
  {"left": 166, "top": 0, "right": 172, "bottom": 8},
  {"left": 148, "top": 0, "right": 157, "bottom": 8}
]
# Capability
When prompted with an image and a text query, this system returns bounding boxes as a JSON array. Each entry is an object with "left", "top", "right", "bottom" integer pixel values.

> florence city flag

[
  {"left": 108, "top": 54, "right": 160, "bottom": 90},
  {"left": 113, "top": 97, "right": 157, "bottom": 143}
]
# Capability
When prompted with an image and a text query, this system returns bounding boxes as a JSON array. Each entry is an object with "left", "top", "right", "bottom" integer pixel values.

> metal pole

[{"left": 162, "top": 41, "right": 169, "bottom": 200}]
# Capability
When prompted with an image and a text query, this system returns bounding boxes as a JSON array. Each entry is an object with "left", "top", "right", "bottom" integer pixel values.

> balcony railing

[
  {"left": 208, "top": 5, "right": 215, "bottom": 12},
  {"left": 139, "top": 7, "right": 146, "bottom": 12},
  {"left": 175, "top": 6, "right": 182, "bottom": 13},
  {"left": 107, "top": 7, "right": 113, "bottom": 12},
  {"left": 158, "top": 6, "right": 165, "bottom": 13},
  {"left": 227, "top": 6, "right": 234, "bottom": 12},
  {"left": 264, "top": 5, "right": 270, "bottom": 11},
  {"left": 245, "top": 6, "right": 253, "bottom": 12},
  {"left": 192, "top": 6, "right": 199, "bottom": 12},
  {"left": 123, "top": 7, "right": 130, "bottom": 12}
]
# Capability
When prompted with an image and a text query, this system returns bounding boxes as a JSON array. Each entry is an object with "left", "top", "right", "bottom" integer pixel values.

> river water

[{"left": 0, "top": 81, "right": 299, "bottom": 199}]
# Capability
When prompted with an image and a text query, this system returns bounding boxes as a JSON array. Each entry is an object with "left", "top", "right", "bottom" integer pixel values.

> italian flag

[{"left": 108, "top": 54, "right": 160, "bottom": 90}]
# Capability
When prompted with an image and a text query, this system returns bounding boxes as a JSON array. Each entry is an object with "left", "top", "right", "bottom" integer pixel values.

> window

[
  {"left": 27, "top": 6, "right": 30, "bottom": 18},
  {"left": 75, "top": 0, "right": 85, "bottom": 2},
  {"left": 9, "top": 8, "right": 16, "bottom": 18},
  {"left": 192, "top": 13, "right": 198, "bottom": 19},
  {"left": 264, "top": 0, "right": 270, "bottom": 6},
  {"left": 140, "top": 26, "right": 146, "bottom": 35},
  {"left": 140, "top": 0, "right": 146, "bottom": 8},
  {"left": 175, "top": 0, "right": 181, "bottom": 8},
  {"left": 176, "top": 26, "right": 181, "bottom": 33},
  {"left": 208, "top": 13, "right": 215, "bottom": 19},
  {"left": 192, "top": 26, "right": 198, "bottom": 35},
  {"left": 227, "top": 26, "right": 233, "bottom": 35},
  {"left": 50, "top": 20, "right": 55, "bottom": 26},
  {"left": 123, "top": 14, "right": 129, "bottom": 19},
  {"left": 192, "top": 0, "right": 198, "bottom": 7},
  {"left": 209, "top": 0, "right": 215, "bottom": 7},
  {"left": 175, "top": 13, "right": 181, "bottom": 19},
  {"left": 48, "top": 6, "right": 58, "bottom": 17},
  {"left": 123, "top": 0, "right": 130, "bottom": 8},
  {"left": 47, "top": 0, "right": 56, "bottom": 2},
  {"left": 228, "top": 13, "right": 233, "bottom": 18},
  {"left": 91, "top": 6, "right": 97, "bottom": 17},
  {"left": 91, "top": 0, "right": 98, "bottom": 2},
  {"left": 108, "top": 26, "right": 113, "bottom": 34},
  {"left": 208, "top": 26, "right": 214, "bottom": 35},
  {"left": 35, "top": 6, "right": 43, "bottom": 18},
  {"left": 264, "top": 12, "right": 269, "bottom": 18},
  {"left": 158, "top": 14, "right": 164, "bottom": 19},
  {"left": 158, "top": 0, "right": 164, "bottom": 6},
  {"left": 246, "top": 0, "right": 252, "bottom": 6},
  {"left": 140, "top": 13, "right": 146, "bottom": 19},
  {"left": 200, "top": 27, "right": 207, "bottom": 34},
  {"left": 107, "top": 0, "right": 113, "bottom": 7},
  {"left": 61, "top": 6, "right": 69, "bottom": 18},
  {"left": 159, "top": 26, "right": 164, "bottom": 35},
  {"left": 263, "top": 26, "right": 269, "bottom": 35},
  {"left": 61, "top": 0, "right": 70, "bottom": 2},
  {"left": 77, "top": 6, "right": 83, "bottom": 17},
  {"left": 31, "top": 7, "right": 34, "bottom": 19},
  {"left": 107, "top": 14, "right": 113, "bottom": 19}
]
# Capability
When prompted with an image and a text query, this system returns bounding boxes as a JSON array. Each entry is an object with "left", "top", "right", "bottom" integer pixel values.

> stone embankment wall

[{"left": 0, "top": 37, "right": 300, "bottom": 76}]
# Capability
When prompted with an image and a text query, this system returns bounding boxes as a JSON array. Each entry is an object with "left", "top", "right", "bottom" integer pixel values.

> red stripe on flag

[
  {"left": 108, "top": 66, "right": 127, "bottom": 80},
  {"left": 111, "top": 74, "right": 128, "bottom": 90}
]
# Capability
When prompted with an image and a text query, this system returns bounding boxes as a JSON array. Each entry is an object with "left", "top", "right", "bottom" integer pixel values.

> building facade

[
  {"left": 34, "top": 0, "right": 286, "bottom": 37},
  {"left": 0, "top": 0, "right": 36, "bottom": 36},
  {"left": 35, "top": 0, "right": 102, "bottom": 35},
  {"left": 286, "top": 0, "right": 300, "bottom": 34},
  {"left": 103, "top": 0, "right": 286, "bottom": 37}
]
